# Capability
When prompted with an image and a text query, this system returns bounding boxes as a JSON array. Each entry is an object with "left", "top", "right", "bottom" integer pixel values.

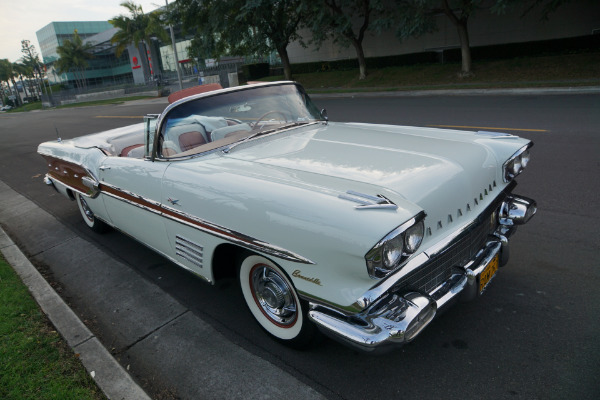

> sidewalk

[{"left": 0, "top": 179, "right": 326, "bottom": 400}]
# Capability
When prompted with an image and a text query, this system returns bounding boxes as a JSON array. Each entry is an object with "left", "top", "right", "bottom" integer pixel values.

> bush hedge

[{"left": 240, "top": 62, "right": 270, "bottom": 81}]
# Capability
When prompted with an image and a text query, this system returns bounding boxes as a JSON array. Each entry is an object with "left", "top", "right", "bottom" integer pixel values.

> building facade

[
  {"left": 286, "top": 1, "right": 599, "bottom": 65},
  {"left": 36, "top": 21, "right": 124, "bottom": 86}
]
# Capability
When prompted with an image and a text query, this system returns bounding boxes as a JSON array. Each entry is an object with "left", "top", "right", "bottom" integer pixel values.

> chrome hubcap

[
  {"left": 79, "top": 196, "right": 94, "bottom": 222},
  {"left": 250, "top": 264, "right": 297, "bottom": 326}
]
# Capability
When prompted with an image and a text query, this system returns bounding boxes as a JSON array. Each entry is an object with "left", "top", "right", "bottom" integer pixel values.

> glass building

[{"left": 36, "top": 21, "right": 134, "bottom": 86}]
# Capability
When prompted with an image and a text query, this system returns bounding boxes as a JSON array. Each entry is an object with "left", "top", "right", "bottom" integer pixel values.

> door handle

[{"left": 99, "top": 165, "right": 111, "bottom": 171}]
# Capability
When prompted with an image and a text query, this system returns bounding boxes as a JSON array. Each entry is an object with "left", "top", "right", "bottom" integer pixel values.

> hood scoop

[{"left": 339, "top": 190, "right": 398, "bottom": 210}]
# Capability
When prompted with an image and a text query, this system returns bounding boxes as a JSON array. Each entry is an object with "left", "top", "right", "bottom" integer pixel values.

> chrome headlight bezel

[
  {"left": 365, "top": 212, "right": 426, "bottom": 279},
  {"left": 503, "top": 143, "right": 533, "bottom": 182}
]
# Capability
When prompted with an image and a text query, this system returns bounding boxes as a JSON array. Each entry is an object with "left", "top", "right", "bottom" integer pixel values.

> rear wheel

[
  {"left": 76, "top": 193, "right": 109, "bottom": 233},
  {"left": 238, "top": 253, "right": 316, "bottom": 348}
]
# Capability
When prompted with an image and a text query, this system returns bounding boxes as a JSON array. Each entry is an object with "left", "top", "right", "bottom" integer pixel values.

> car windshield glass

[{"left": 158, "top": 83, "right": 322, "bottom": 158}]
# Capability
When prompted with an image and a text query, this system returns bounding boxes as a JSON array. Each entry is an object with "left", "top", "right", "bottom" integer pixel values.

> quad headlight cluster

[
  {"left": 503, "top": 144, "right": 532, "bottom": 182},
  {"left": 365, "top": 213, "right": 426, "bottom": 279}
]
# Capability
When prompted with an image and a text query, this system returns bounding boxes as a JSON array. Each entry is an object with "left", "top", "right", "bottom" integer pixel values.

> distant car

[
  {"left": 1, "top": 105, "right": 12, "bottom": 111},
  {"left": 38, "top": 81, "right": 536, "bottom": 352}
]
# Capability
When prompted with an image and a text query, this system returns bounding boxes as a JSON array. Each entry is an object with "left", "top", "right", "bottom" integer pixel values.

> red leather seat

[
  {"left": 120, "top": 143, "right": 144, "bottom": 157},
  {"left": 178, "top": 131, "right": 207, "bottom": 151}
]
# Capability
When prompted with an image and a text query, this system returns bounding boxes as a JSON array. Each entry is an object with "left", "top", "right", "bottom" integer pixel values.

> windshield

[{"left": 157, "top": 83, "right": 322, "bottom": 158}]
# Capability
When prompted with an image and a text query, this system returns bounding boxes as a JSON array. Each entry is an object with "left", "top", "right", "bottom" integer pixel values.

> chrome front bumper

[{"left": 308, "top": 194, "right": 536, "bottom": 353}]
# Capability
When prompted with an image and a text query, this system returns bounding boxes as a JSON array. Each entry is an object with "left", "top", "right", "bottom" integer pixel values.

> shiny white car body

[{"left": 38, "top": 82, "right": 536, "bottom": 352}]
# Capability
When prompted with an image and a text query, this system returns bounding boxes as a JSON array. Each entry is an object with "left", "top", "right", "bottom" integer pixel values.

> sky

[{"left": 0, "top": 0, "right": 164, "bottom": 63}]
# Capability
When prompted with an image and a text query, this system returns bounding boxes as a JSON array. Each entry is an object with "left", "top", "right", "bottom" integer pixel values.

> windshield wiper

[{"left": 222, "top": 121, "right": 313, "bottom": 154}]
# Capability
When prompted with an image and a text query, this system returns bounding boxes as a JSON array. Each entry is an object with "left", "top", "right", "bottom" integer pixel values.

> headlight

[
  {"left": 383, "top": 235, "right": 404, "bottom": 268},
  {"left": 404, "top": 221, "right": 424, "bottom": 253},
  {"left": 365, "top": 213, "right": 426, "bottom": 279},
  {"left": 503, "top": 144, "right": 533, "bottom": 182}
]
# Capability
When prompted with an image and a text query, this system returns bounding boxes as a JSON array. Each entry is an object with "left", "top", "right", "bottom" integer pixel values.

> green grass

[
  {"left": 0, "top": 256, "right": 105, "bottom": 400},
  {"left": 264, "top": 51, "right": 600, "bottom": 92}
]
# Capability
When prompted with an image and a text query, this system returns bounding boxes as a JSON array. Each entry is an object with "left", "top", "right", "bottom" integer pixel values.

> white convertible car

[{"left": 38, "top": 81, "right": 536, "bottom": 352}]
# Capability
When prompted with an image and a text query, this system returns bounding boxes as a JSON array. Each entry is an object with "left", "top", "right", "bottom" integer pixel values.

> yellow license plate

[{"left": 479, "top": 254, "right": 499, "bottom": 294}]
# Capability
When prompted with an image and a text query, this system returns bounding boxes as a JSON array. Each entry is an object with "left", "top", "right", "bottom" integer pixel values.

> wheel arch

[
  {"left": 65, "top": 188, "right": 76, "bottom": 201},
  {"left": 211, "top": 243, "right": 245, "bottom": 282}
]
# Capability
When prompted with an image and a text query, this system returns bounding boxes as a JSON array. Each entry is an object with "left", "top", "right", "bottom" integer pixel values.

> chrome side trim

[
  {"left": 40, "top": 154, "right": 101, "bottom": 198},
  {"left": 81, "top": 176, "right": 100, "bottom": 198},
  {"left": 99, "top": 181, "right": 315, "bottom": 265},
  {"left": 161, "top": 203, "right": 315, "bottom": 264}
]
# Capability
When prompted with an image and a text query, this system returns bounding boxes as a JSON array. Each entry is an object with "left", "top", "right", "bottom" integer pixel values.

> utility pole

[{"left": 165, "top": 0, "right": 183, "bottom": 91}]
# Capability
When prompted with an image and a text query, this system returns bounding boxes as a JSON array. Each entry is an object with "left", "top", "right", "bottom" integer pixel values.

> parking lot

[{"left": 0, "top": 92, "right": 598, "bottom": 399}]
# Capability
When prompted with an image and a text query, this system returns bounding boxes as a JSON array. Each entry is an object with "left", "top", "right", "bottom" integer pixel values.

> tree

[
  {"left": 21, "top": 40, "right": 46, "bottom": 98},
  {"left": 54, "top": 30, "right": 95, "bottom": 89},
  {"left": 13, "top": 63, "right": 31, "bottom": 99},
  {"left": 392, "top": 0, "right": 576, "bottom": 77},
  {"left": 110, "top": 1, "right": 169, "bottom": 81},
  {"left": 307, "top": 0, "right": 385, "bottom": 80},
  {"left": 174, "top": 0, "right": 308, "bottom": 80},
  {"left": 0, "top": 59, "right": 22, "bottom": 106},
  {"left": 391, "top": 1, "right": 496, "bottom": 77},
  {"left": 440, "top": 0, "right": 477, "bottom": 77}
]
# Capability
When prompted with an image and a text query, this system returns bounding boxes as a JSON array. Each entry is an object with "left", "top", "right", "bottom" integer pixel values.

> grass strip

[
  {"left": 264, "top": 52, "right": 600, "bottom": 92},
  {"left": 0, "top": 255, "right": 105, "bottom": 400}
]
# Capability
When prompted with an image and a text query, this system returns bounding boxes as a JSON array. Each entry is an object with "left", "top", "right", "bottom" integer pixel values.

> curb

[{"left": 0, "top": 227, "right": 152, "bottom": 400}]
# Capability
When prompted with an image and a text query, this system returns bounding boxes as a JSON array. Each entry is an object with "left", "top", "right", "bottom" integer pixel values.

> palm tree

[
  {"left": 18, "top": 57, "right": 40, "bottom": 99},
  {"left": 54, "top": 30, "right": 95, "bottom": 89},
  {"left": 0, "top": 59, "right": 22, "bottom": 106},
  {"left": 21, "top": 40, "right": 46, "bottom": 99},
  {"left": 110, "top": 1, "right": 169, "bottom": 82},
  {"left": 14, "top": 62, "right": 31, "bottom": 100}
]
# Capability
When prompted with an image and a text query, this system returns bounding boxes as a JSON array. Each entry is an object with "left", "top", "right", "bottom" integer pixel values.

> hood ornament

[{"left": 339, "top": 190, "right": 398, "bottom": 210}]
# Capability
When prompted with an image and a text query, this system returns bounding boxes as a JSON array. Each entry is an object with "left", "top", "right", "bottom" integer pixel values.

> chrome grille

[{"left": 397, "top": 207, "right": 496, "bottom": 294}]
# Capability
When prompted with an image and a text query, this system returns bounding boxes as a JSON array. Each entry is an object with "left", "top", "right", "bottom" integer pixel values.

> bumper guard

[{"left": 308, "top": 194, "right": 536, "bottom": 353}]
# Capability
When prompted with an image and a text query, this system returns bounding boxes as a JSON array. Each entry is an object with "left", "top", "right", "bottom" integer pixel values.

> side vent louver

[{"left": 175, "top": 235, "right": 204, "bottom": 268}]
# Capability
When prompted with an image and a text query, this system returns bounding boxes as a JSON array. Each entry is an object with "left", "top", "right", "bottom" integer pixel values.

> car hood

[{"left": 226, "top": 122, "right": 517, "bottom": 241}]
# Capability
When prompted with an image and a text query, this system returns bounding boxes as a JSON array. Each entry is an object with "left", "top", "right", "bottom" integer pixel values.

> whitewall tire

[
  {"left": 76, "top": 193, "right": 108, "bottom": 233},
  {"left": 238, "top": 253, "right": 316, "bottom": 347}
]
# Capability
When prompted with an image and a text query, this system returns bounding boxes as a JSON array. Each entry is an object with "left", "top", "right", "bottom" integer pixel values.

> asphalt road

[{"left": 0, "top": 93, "right": 598, "bottom": 400}]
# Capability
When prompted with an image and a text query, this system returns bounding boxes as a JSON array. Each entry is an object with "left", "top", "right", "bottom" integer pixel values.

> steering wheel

[{"left": 253, "top": 111, "right": 288, "bottom": 130}]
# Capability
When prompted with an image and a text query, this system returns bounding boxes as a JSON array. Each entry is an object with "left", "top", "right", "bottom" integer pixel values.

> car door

[{"left": 98, "top": 157, "right": 172, "bottom": 256}]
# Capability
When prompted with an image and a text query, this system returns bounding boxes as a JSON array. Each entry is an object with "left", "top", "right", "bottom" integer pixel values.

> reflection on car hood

[{"left": 228, "top": 121, "right": 508, "bottom": 239}]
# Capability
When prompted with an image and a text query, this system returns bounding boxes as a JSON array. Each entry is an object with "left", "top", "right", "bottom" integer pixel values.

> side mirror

[{"left": 320, "top": 108, "right": 328, "bottom": 124}]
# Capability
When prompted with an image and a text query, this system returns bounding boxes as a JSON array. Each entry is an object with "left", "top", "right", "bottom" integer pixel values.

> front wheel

[
  {"left": 238, "top": 253, "right": 316, "bottom": 348},
  {"left": 76, "top": 193, "right": 109, "bottom": 233}
]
